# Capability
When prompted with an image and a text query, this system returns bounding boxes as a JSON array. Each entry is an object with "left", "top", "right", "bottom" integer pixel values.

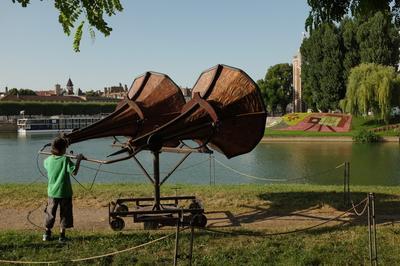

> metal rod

[
  {"left": 153, "top": 150, "right": 161, "bottom": 210},
  {"left": 209, "top": 154, "right": 212, "bottom": 186},
  {"left": 188, "top": 225, "right": 195, "bottom": 266},
  {"left": 213, "top": 155, "right": 216, "bottom": 185},
  {"left": 371, "top": 193, "right": 378, "bottom": 265},
  {"left": 347, "top": 162, "right": 351, "bottom": 203},
  {"left": 160, "top": 152, "right": 192, "bottom": 186},
  {"left": 39, "top": 149, "right": 138, "bottom": 165},
  {"left": 132, "top": 155, "right": 155, "bottom": 184},
  {"left": 368, "top": 194, "right": 373, "bottom": 266},
  {"left": 173, "top": 221, "right": 180, "bottom": 266},
  {"left": 343, "top": 162, "right": 346, "bottom": 206}
]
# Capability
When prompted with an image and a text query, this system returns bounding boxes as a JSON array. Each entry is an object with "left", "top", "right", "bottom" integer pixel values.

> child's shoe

[
  {"left": 58, "top": 236, "right": 69, "bottom": 243},
  {"left": 42, "top": 230, "right": 51, "bottom": 241}
]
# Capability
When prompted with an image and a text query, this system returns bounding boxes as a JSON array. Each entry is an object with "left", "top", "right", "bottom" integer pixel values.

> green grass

[
  {"left": 1, "top": 225, "right": 399, "bottom": 265},
  {"left": 265, "top": 115, "right": 400, "bottom": 137},
  {"left": 1, "top": 184, "right": 399, "bottom": 265}
]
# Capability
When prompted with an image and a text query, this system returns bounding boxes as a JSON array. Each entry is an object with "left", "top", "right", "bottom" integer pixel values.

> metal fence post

[
  {"left": 188, "top": 225, "right": 195, "bottom": 266},
  {"left": 367, "top": 193, "right": 378, "bottom": 266},
  {"left": 371, "top": 193, "right": 378, "bottom": 266},
  {"left": 173, "top": 220, "right": 181, "bottom": 266},
  {"left": 367, "top": 194, "right": 372, "bottom": 266}
]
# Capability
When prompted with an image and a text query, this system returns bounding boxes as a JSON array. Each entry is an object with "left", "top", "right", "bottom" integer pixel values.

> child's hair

[{"left": 51, "top": 137, "right": 68, "bottom": 155}]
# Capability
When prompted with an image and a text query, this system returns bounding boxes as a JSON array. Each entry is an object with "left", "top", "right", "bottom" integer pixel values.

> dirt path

[{"left": 0, "top": 204, "right": 380, "bottom": 232}]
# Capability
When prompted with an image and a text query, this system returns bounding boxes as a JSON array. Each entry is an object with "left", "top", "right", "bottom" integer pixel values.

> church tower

[{"left": 66, "top": 78, "right": 74, "bottom": 95}]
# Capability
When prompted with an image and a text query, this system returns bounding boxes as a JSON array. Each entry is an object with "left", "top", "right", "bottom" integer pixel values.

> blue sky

[{"left": 0, "top": 1, "right": 309, "bottom": 91}]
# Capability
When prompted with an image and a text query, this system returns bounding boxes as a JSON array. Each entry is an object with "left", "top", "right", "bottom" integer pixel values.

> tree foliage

[
  {"left": 301, "top": 12, "right": 400, "bottom": 111},
  {"left": 0, "top": 101, "right": 117, "bottom": 116},
  {"left": 306, "top": 0, "right": 400, "bottom": 31},
  {"left": 301, "top": 23, "right": 344, "bottom": 111},
  {"left": 258, "top": 63, "right": 293, "bottom": 115},
  {"left": 341, "top": 63, "right": 400, "bottom": 123},
  {"left": 356, "top": 12, "right": 400, "bottom": 67},
  {"left": 7, "top": 88, "right": 37, "bottom": 96},
  {"left": 12, "top": 0, "right": 123, "bottom": 52}
]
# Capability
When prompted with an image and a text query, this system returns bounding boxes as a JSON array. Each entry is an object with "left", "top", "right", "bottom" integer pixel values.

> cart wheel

[
  {"left": 191, "top": 214, "right": 207, "bottom": 227},
  {"left": 110, "top": 217, "right": 125, "bottom": 231},
  {"left": 143, "top": 221, "right": 159, "bottom": 230},
  {"left": 116, "top": 204, "right": 128, "bottom": 213}
]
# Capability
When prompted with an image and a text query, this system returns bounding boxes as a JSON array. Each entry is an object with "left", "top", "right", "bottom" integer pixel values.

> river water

[{"left": 0, "top": 133, "right": 399, "bottom": 186}]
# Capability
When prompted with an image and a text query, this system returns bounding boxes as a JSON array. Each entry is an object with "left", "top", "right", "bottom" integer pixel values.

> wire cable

[
  {"left": 214, "top": 158, "right": 344, "bottom": 183},
  {"left": 0, "top": 230, "right": 181, "bottom": 264},
  {"left": 198, "top": 197, "right": 368, "bottom": 237}
]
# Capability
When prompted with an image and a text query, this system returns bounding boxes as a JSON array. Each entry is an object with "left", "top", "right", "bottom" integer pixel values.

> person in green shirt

[{"left": 43, "top": 137, "right": 84, "bottom": 242}]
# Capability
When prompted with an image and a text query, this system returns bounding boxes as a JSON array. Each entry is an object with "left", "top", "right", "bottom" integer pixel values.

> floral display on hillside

[{"left": 267, "top": 113, "right": 352, "bottom": 132}]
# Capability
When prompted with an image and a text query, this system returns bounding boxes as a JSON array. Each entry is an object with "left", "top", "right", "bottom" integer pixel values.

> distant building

[
  {"left": 66, "top": 78, "right": 74, "bottom": 95},
  {"left": 103, "top": 83, "right": 127, "bottom": 99},
  {"left": 36, "top": 90, "right": 57, "bottom": 97},
  {"left": 55, "top": 84, "right": 63, "bottom": 96},
  {"left": 180, "top": 87, "right": 192, "bottom": 101},
  {"left": 292, "top": 50, "right": 303, "bottom": 112}
]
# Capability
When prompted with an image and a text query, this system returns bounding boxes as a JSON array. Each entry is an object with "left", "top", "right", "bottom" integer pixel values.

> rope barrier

[
  {"left": 80, "top": 158, "right": 210, "bottom": 177},
  {"left": 214, "top": 158, "right": 345, "bottom": 183},
  {"left": 351, "top": 199, "right": 369, "bottom": 217},
  {"left": 198, "top": 197, "right": 368, "bottom": 237},
  {"left": 0, "top": 230, "right": 180, "bottom": 264}
]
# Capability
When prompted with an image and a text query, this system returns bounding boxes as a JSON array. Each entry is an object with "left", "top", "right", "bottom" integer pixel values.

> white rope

[
  {"left": 214, "top": 159, "right": 304, "bottom": 182},
  {"left": 214, "top": 159, "right": 345, "bottom": 183},
  {"left": 0, "top": 231, "right": 178, "bottom": 264}
]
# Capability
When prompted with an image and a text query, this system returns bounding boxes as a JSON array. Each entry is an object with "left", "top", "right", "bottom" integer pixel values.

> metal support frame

[
  {"left": 343, "top": 162, "right": 350, "bottom": 206},
  {"left": 108, "top": 146, "right": 210, "bottom": 229},
  {"left": 367, "top": 193, "right": 378, "bottom": 266},
  {"left": 173, "top": 218, "right": 195, "bottom": 266}
]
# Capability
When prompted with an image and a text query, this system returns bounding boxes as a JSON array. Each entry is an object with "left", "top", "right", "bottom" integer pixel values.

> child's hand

[{"left": 76, "top": 154, "right": 86, "bottom": 161}]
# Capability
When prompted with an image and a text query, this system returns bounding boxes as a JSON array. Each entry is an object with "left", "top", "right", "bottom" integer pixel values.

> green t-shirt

[{"left": 44, "top": 155, "right": 75, "bottom": 198}]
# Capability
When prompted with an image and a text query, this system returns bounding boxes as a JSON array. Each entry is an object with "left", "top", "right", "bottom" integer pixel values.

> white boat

[{"left": 17, "top": 116, "right": 104, "bottom": 134}]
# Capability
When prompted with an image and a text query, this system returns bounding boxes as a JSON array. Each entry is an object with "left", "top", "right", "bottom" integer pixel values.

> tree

[
  {"left": 7, "top": 88, "right": 37, "bottom": 96},
  {"left": 340, "top": 17, "right": 360, "bottom": 83},
  {"left": 306, "top": 0, "right": 400, "bottom": 31},
  {"left": 356, "top": 12, "right": 400, "bottom": 68},
  {"left": 301, "top": 23, "right": 344, "bottom": 111},
  {"left": 258, "top": 63, "right": 293, "bottom": 115},
  {"left": 342, "top": 63, "right": 399, "bottom": 123},
  {"left": 12, "top": 0, "right": 123, "bottom": 52}
]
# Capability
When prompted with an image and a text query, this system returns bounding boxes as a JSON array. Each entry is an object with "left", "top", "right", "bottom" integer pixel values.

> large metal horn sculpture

[
  {"left": 130, "top": 64, "right": 267, "bottom": 158},
  {"left": 64, "top": 72, "right": 186, "bottom": 145}
]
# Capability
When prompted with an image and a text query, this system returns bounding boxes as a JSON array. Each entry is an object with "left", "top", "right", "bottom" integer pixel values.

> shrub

[{"left": 353, "top": 129, "right": 381, "bottom": 143}]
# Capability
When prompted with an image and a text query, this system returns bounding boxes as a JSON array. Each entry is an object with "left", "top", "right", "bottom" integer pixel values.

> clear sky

[{"left": 0, "top": 0, "right": 309, "bottom": 92}]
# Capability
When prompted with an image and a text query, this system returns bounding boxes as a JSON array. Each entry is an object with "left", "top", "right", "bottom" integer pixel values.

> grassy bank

[
  {"left": 1, "top": 184, "right": 399, "bottom": 265},
  {"left": 265, "top": 116, "right": 400, "bottom": 137},
  {"left": 1, "top": 183, "right": 400, "bottom": 210}
]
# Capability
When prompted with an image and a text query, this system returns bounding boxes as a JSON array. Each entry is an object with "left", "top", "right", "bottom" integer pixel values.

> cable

[
  {"left": 214, "top": 158, "right": 344, "bottom": 183},
  {"left": 198, "top": 197, "right": 368, "bottom": 237},
  {"left": 80, "top": 158, "right": 210, "bottom": 176},
  {"left": 0, "top": 230, "right": 180, "bottom": 264},
  {"left": 214, "top": 159, "right": 305, "bottom": 182}
]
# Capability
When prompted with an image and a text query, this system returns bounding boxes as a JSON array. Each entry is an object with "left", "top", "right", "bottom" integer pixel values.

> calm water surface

[{"left": 0, "top": 133, "right": 399, "bottom": 186}]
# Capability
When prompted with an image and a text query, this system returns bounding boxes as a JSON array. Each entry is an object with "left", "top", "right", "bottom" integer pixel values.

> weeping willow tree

[{"left": 341, "top": 63, "right": 400, "bottom": 123}]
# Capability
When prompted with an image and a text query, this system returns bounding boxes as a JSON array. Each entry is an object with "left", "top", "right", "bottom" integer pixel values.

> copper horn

[
  {"left": 64, "top": 72, "right": 186, "bottom": 145},
  {"left": 130, "top": 64, "right": 267, "bottom": 158}
]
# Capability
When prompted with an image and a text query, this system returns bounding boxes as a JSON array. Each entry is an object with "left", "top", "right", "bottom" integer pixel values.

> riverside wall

[{"left": 0, "top": 122, "right": 17, "bottom": 132}]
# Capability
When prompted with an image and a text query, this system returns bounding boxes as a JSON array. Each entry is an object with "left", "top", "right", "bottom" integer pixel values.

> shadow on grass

[{"left": 208, "top": 191, "right": 400, "bottom": 228}]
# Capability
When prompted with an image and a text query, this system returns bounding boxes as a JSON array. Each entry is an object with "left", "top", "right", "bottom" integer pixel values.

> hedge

[{"left": 0, "top": 101, "right": 117, "bottom": 116}]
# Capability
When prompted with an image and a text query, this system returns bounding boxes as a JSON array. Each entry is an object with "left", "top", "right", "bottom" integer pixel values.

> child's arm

[{"left": 72, "top": 154, "right": 85, "bottom": 176}]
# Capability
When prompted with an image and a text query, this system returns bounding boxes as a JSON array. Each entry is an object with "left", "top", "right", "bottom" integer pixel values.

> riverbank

[
  {"left": 0, "top": 121, "right": 17, "bottom": 132},
  {"left": 0, "top": 184, "right": 399, "bottom": 264},
  {"left": 261, "top": 136, "right": 399, "bottom": 142}
]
